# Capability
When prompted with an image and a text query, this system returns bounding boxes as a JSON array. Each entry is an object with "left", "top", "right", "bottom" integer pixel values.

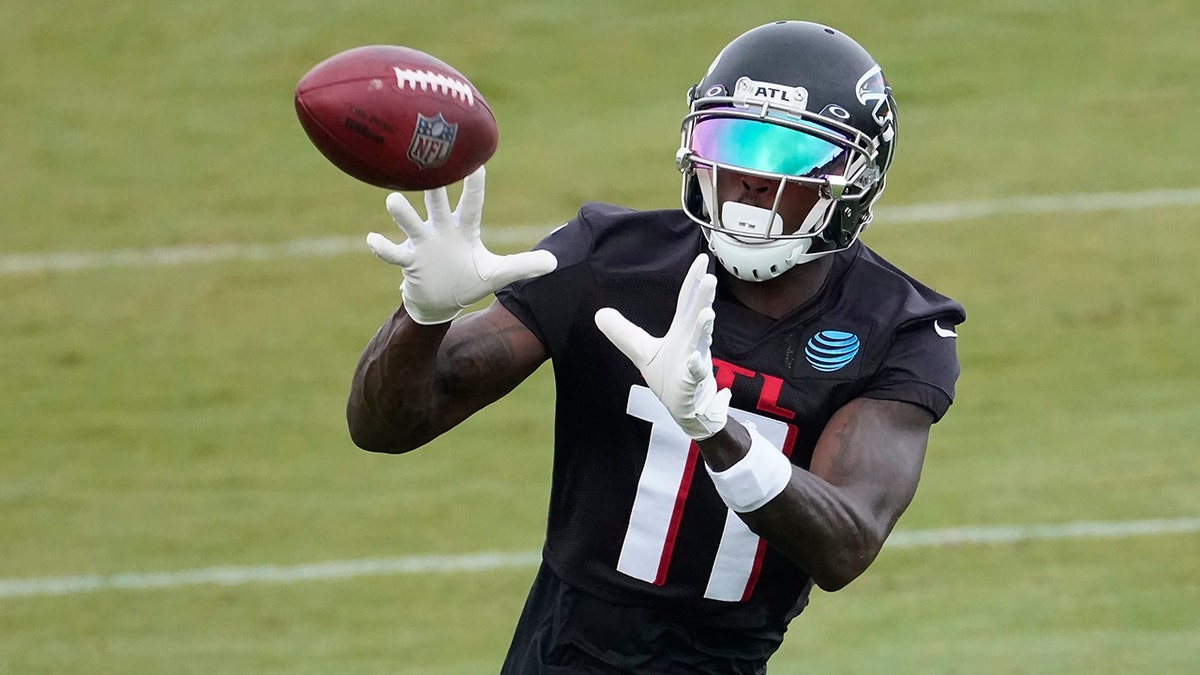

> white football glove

[
  {"left": 595, "top": 253, "right": 731, "bottom": 440},
  {"left": 366, "top": 166, "right": 558, "bottom": 325}
]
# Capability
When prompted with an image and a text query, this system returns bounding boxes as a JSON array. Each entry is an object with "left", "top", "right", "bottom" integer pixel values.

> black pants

[{"left": 501, "top": 563, "right": 781, "bottom": 674}]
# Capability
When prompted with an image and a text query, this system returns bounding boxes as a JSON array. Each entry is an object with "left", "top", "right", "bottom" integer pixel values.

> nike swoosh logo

[{"left": 934, "top": 320, "right": 957, "bottom": 338}]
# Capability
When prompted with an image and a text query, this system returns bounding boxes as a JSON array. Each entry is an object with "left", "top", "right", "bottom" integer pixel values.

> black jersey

[{"left": 496, "top": 203, "right": 965, "bottom": 636}]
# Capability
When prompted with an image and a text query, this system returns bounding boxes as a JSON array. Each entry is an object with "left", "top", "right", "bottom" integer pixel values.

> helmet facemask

[{"left": 679, "top": 99, "right": 882, "bottom": 282}]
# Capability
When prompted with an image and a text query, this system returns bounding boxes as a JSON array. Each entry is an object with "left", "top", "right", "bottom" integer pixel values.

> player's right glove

[
  {"left": 366, "top": 166, "right": 558, "bottom": 325},
  {"left": 594, "top": 254, "right": 731, "bottom": 440}
]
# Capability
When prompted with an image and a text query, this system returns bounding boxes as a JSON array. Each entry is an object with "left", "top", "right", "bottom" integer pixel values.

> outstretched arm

[
  {"left": 595, "top": 252, "right": 931, "bottom": 591},
  {"left": 346, "top": 166, "right": 556, "bottom": 454},
  {"left": 347, "top": 300, "right": 547, "bottom": 454},
  {"left": 699, "top": 398, "right": 930, "bottom": 592}
]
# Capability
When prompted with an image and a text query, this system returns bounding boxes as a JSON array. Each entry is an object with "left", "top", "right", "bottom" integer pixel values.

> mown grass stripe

[
  {"left": 2, "top": 516, "right": 1196, "bottom": 599},
  {"left": 4, "top": 188, "right": 1200, "bottom": 275}
]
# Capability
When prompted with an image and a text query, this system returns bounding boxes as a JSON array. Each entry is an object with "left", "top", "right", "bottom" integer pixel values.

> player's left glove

[
  {"left": 594, "top": 253, "right": 730, "bottom": 441},
  {"left": 366, "top": 166, "right": 558, "bottom": 325}
]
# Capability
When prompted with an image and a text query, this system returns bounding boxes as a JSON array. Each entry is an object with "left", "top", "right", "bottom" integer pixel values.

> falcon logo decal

[{"left": 856, "top": 65, "right": 894, "bottom": 139}]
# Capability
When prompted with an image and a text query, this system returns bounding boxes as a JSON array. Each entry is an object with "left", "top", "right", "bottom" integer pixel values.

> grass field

[{"left": 3, "top": 1, "right": 1199, "bottom": 673}]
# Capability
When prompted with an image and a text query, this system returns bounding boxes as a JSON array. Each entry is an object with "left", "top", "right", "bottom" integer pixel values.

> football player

[{"left": 347, "top": 20, "right": 965, "bottom": 674}]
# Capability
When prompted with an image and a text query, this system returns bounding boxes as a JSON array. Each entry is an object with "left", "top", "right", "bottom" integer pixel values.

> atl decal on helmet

[
  {"left": 732, "top": 76, "right": 809, "bottom": 112},
  {"left": 805, "top": 331, "right": 861, "bottom": 372}
]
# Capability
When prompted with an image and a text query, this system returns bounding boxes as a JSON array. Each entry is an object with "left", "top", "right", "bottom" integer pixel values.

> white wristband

[{"left": 704, "top": 425, "right": 792, "bottom": 513}]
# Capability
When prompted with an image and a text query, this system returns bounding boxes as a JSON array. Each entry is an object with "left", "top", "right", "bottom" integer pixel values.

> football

[{"left": 294, "top": 45, "right": 498, "bottom": 191}]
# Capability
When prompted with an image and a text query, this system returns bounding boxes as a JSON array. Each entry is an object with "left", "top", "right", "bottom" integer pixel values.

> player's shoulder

[
  {"left": 841, "top": 242, "right": 966, "bottom": 329},
  {"left": 541, "top": 203, "right": 701, "bottom": 273},
  {"left": 575, "top": 202, "right": 695, "bottom": 241}
]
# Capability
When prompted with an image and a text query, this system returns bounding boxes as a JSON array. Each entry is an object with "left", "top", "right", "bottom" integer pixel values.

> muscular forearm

[
  {"left": 347, "top": 306, "right": 452, "bottom": 454},
  {"left": 346, "top": 301, "right": 549, "bottom": 455},
  {"left": 698, "top": 422, "right": 881, "bottom": 591},
  {"left": 698, "top": 398, "right": 929, "bottom": 592},
  {"left": 743, "top": 470, "right": 884, "bottom": 592}
]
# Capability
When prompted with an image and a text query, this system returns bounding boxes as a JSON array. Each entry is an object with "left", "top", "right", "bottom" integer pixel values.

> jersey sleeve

[
  {"left": 494, "top": 209, "right": 596, "bottom": 356},
  {"left": 860, "top": 316, "right": 963, "bottom": 422}
]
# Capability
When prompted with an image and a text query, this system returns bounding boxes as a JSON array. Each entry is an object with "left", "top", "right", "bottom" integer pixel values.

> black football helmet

[{"left": 677, "top": 21, "right": 898, "bottom": 281}]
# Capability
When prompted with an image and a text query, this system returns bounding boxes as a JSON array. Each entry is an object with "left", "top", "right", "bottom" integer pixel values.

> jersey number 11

[{"left": 616, "top": 385, "right": 794, "bottom": 602}]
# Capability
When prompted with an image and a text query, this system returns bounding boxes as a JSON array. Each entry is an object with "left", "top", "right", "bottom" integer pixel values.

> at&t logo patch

[{"left": 805, "top": 331, "right": 860, "bottom": 372}]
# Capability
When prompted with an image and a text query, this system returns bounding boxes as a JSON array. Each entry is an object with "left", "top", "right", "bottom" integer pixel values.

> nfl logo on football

[{"left": 407, "top": 113, "right": 457, "bottom": 169}]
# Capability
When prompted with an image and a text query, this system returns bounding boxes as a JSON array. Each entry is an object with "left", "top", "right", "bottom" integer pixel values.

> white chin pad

[{"left": 720, "top": 201, "right": 783, "bottom": 239}]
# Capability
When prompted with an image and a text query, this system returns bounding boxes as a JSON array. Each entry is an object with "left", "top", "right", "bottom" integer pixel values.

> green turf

[{"left": 2, "top": 0, "right": 1199, "bottom": 672}]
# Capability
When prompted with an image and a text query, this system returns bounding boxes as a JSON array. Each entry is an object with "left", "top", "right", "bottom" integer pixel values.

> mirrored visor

[{"left": 689, "top": 112, "right": 851, "bottom": 178}]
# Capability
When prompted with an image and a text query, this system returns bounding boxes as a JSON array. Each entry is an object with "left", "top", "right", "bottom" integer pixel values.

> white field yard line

[
  {"left": 2, "top": 516, "right": 1197, "bottom": 599},
  {"left": 4, "top": 187, "right": 1200, "bottom": 275}
]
